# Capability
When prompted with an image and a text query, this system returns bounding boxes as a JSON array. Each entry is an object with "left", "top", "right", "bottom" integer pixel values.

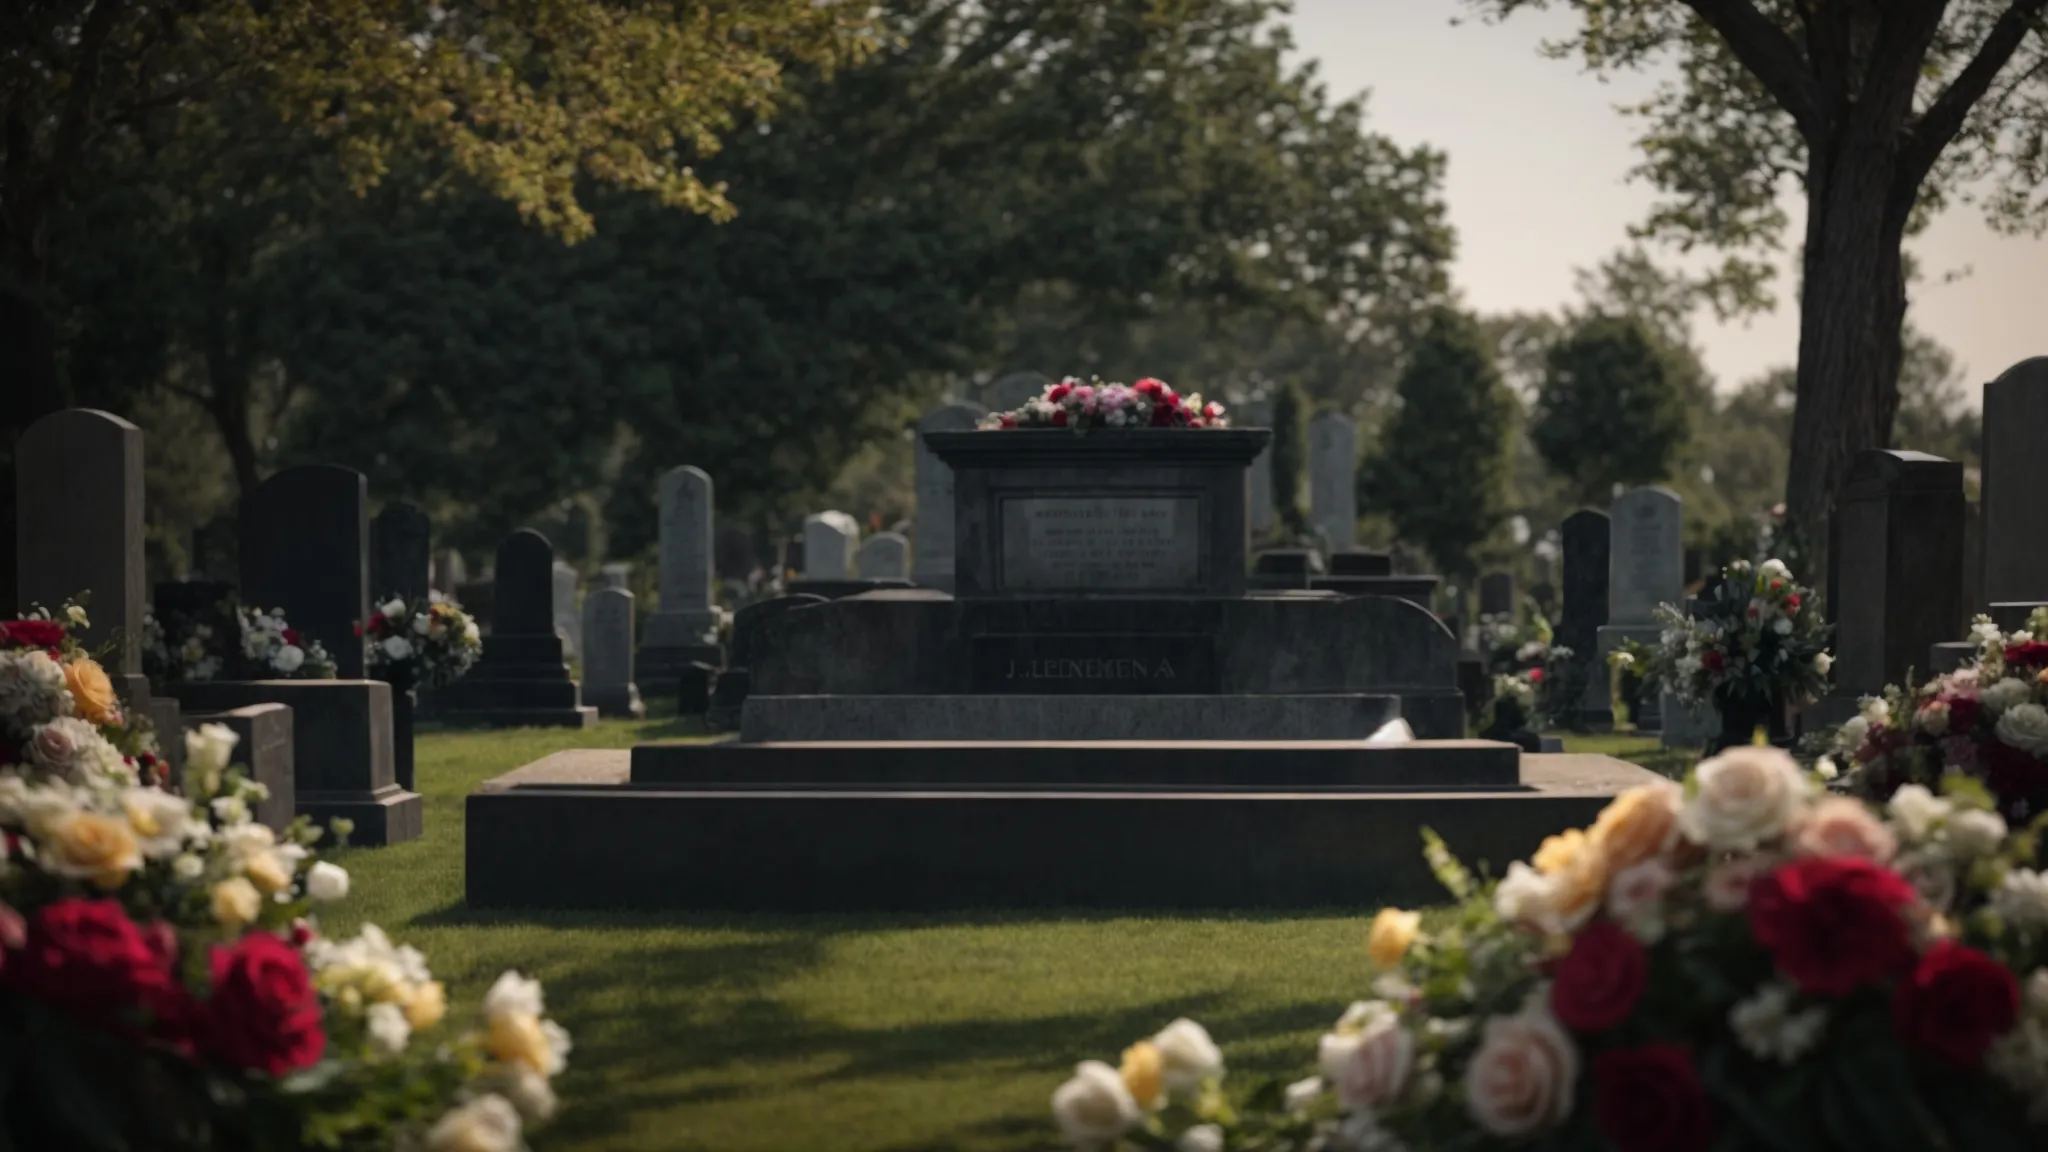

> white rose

[
  {"left": 1773, "top": 617, "right": 1793, "bottom": 635},
  {"left": 1282, "top": 1076, "right": 1325, "bottom": 1114},
  {"left": 1492, "top": 861, "right": 1556, "bottom": 928},
  {"left": 120, "top": 788, "right": 197, "bottom": 859},
  {"left": 1177, "top": 1124, "right": 1225, "bottom": 1152},
  {"left": 366, "top": 1001, "right": 411, "bottom": 1055},
  {"left": 413, "top": 613, "right": 432, "bottom": 635},
  {"left": 481, "top": 1063, "right": 559, "bottom": 1124},
  {"left": 1153, "top": 1018, "right": 1224, "bottom": 1097},
  {"left": 1815, "top": 652, "right": 1834, "bottom": 675},
  {"left": 1678, "top": 746, "right": 1807, "bottom": 851},
  {"left": 306, "top": 861, "right": 350, "bottom": 901},
  {"left": 426, "top": 1095, "right": 522, "bottom": 1152},
  {"left": 381, "top": 598, "right": 407, "bottom": 618},
  {"left": 381, "top": 636, "right": 414, "bottom": 661},
  {"left": 172, "top": 853, "right": 205, "bottom": 881},
  {"left": 1996, "top": 703, "right": 2048, "bottom": 756},
  {"left": 1982, "top": 678, "right": 2031, "bottom": 717},
  {"left": 1860, "top": 697, "right": 1892, "bottom": 726},
  {"left": 1945, "top": 809, "right": 2008, "bottom": 858},
  {"left": 184, "top": 723, "right": 241, "bottom": 778},
  {"left": 1728, "top": 982, "right": 1828, "bottom": 1064},
  {"left": 273, "top": 645, "right": 306, "bottom": 673},
  {"left": 1887, "top": 784, "right": 1953, "bottom": 841},
  {"left": 1051, "top": 1060, "right": 1141, "bottom": 1145},
  {"left": 1995, "top": 870, "right": 2048, "bottom": 929},
  {"left": 484, "top": 970, "right": 546, "bottom": 1022},
  {"left": 1814, "top": 757, "right": 1839, "bottom": 781},
  {"left": 1760, "top": 558, "right": 1791, "bottom": 580},
  {"left": 25, "top": 717, "right": 91, "bottom": 775},
  {"left": 1463, "top": 1003, "right": 1578, "bottom": 1138},
  {"left": 1919, "top": 701, "right": 1952, "bottom": 736},
  {"left": 1319, "top": 1013, "right": 1414, "bottom": 1112},
  {"left": 209, "top": 795, "right": 250, "bottom": 826}
]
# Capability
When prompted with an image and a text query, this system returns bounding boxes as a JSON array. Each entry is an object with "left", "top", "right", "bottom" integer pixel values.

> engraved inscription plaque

[
  {"left": 969, "top": 634, "right": 1219, "bottom": 694},
  {"left": 1000, "top": 496, "right": 1202, "bottom": 591}
]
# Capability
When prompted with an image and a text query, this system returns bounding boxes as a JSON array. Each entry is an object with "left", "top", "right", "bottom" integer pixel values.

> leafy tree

[
  {"left": 1363, "top": 308, "right": 1517, "bottom": 583},
  {"left": 1471, "top": 0, "right": 2048, "bottom": 559},
  {"left": 1269, "top": 382, "right": 1308, "bottom": 534},
  {"left": 1531, "top": 315, "right": 1692, "bottom": 505}
]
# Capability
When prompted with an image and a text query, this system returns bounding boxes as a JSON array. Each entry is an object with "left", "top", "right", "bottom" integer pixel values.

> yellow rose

[
  {"left": 405, "top": 980, "right": 448, "bottom": 1030},
  {"left": 243, "top": 850, "right": 292, "bottom": 894},
  {"left": 1549, "top": 852, "right": 1609, "bottom": 930},
  {"left": 1366, "top": 908, "right": 1422, "bottom": 968},
  {"left": 1118, "top": 1040, "right": 1165, "bottom": 1111},
  {"left": 44, "top": 811, "right": 142, "bottom": 890},
  {"left": 62, "top": 658, "right": 121, "bottom": 726},
  {"left": 487, "top": 1011, "right": 554, "bottom": 1076},
  {"left": 1588, "top": 784, "right": 1681, "bottom": 872},
  {"left": 211, "top": 877, "right": 262, "bottom": 931},
  {"left": 1532, "top": 828, "right": 1591, "bottom": 876}
]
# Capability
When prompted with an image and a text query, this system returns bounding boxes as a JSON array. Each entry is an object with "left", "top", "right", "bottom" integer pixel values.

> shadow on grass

[{"left": 412, "top": 903, "right": 1365, "bottom": 934}]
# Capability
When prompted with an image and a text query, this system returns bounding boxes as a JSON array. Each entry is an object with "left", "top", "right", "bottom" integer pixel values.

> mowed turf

[{"left": 322, "top": 713, "right": 1694, "bottom": 1151}]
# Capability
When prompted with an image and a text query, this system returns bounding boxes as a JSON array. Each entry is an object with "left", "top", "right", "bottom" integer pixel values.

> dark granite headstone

[
  {"left": 1982, "top": 358, "right": 2048, "bottom": 609},
  {"left": 1479, "top": 572, "right": 1515, "bottom": 617},
  {"left": 1961, "top": 500, "right": 1982, "bottom": 635},
  {"left": 371, "top": 500, "right": 431, "bottom": 603},
  {"left": 703, "top": 593, "right": 829, "bottom": 731},
  {"left": 240, "top": 465, "right": 369, "bottom": 677},
  {"left": 15, "top": 409, "right": 151, "bottom": 704},
  {"left": 432, "top": 530, "right": 597, "bottom": 727},
  {"left": 678, "top": 661, "right": 715, "bottom": 716},
  {"left": 1558, "top": 510, "right": 1610, "bottom": 657},
  {"left": 1329, "top": 550, "right": 1392, "bottom": 577},
  {"left": 453, "top": 580, "right": 494, "bottom": 630},
  {"left": 1249, "top": 549, "right": 1320, "bottom": 590}
]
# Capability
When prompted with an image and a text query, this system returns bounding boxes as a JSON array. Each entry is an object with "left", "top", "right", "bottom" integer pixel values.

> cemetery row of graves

[{"left": 5, "top": 359, "right": 2048, "bottom": 1149}]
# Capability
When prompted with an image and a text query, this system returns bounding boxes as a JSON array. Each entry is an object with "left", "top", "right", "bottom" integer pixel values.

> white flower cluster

[
  {"left": 1052, "top": 1018, "right": 1226, "bottom": 1147},
  {"left": 1728, "top": 981, "right": 1827, "bottom": 1064},
  {"left": 1989, "top": 971, "right": 2048, "bottom": 1124},
  {"left": 415, "top": 971, "right": 573, "bottom": 1151},
  {"left": 365, "top": 595, "right": 481, "bottom": 690},
  {"left": 242, "top": 606, "right": 313, "bottom": 675}
]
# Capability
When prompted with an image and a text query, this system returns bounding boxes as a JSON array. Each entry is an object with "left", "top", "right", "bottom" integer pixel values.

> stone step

[{"left": 737, "top": 692, "right": 1402, "bottom": 742}]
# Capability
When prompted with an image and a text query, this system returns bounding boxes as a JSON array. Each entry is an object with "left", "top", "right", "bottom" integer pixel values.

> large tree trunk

[{"left": 1783, "top": 129, "right": 1913, "bottom": 586}]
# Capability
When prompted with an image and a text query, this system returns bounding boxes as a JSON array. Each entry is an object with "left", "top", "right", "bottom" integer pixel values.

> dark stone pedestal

[
  {"left": 785, "top": 578, "right": 916, "bottom": 600},
  {"left": 162, "top": 680, "right": 422, "bottom": 845},
  {"left": 678, "top": 662, "right": 715, "bottom": 716},
  {"left": 181, "top": 703, "right": 296, "bottom": 832},
  {"left": 586, "top": 682, "right": 645, "bottom": 720},
  {"left": 1307, "top": 574, "right": 1442, "bottom": 606},
  {"left": 433, "top": 632, "right": 598, "bottom": 729},
  {"left": 1930, "top": 641, "right": 1979, "bottom": 675},
  {"left": 638, "top": 642, "right": 723, "bottom": 694}
]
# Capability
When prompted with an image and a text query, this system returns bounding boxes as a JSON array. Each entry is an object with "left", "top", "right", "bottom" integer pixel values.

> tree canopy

[{"left": 1531, "top": 314, "right": 1692, "bottom": 506}]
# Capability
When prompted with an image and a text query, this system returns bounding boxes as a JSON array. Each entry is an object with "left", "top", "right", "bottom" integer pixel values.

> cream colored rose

[
  {"left": 1318, "top": 1011, "right": 1414, "bottom": 1112},
  {"left": 243, "top": 849, "right": 292, "bottom": 894},
  {"left": 426, "top": 1094, "right": 523, "bottom": 1152},
  {"left": 120, "top": 787, "right": 196, "bottom": 859},
  {"left": 1051, "top": 1060, "right": 1142, "bottom": 1145},
  {"left": 210, "top": 876, "right": 261, "bottom": 931},
  {"left": 1946, "top": 809, "right": 2009, "bottom": 858},
  {"left": 1997, "top": 703, "right": 2048, "bottom": 756},
  {"left": 44, "top": 811, "right": 142, "bottom": 890},
  {"left": 1679, "top": 746, "right": 1807, "bottom": 851},
  {"left": 1790, "top": 796, "right": 1897, "bottom": 862},
  {"left": 306, "top": 860, "right": 350, "bottom": 901},
  {"left": 487, "top": 1012, "right": 556, "bottom": 1077},
  {"left": 1887, "top": 784, "right": 1953, "bottom": 841},
  {"left": 1151, "top": 1018, "right": 1223, "bottom": 1098},
  {"left": 1606, "top": 859, "right": 1675, "bottom": 943},
  {"left": 1463, "top": 1004, "right": 1579, "bottom": 1138},
  {"left": 1176, "top": 1124, "right": 1225, "bottom": 1152},
  {"left": 1588, "top": 783, "right": 1682, "bottom": 871},
  {"left": 1119, "top": 1039, "right": 1164, "bottom": 1110},
  {"left": 1367, "top": 908, "right": 1422, "bottom": 968},
  {"left": 405, "top": 979, "right": 448, "bottom": 1030},
  {"left": 184, "top": 723, "right": 239, "bottom": 784}
]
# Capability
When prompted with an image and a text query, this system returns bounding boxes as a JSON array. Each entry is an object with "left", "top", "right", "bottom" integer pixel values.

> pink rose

[
  {"left": 1790, "top": 797, "right": 1898, "bottom": 863},
  {"left": 1607, "top": 860, "right": 1676, "bottom": 942},
  {"left": 1464, "top": 1004, "right": 1579, "bottom": 1137},
  {"left": 1704, "top": 852, "right": 1779, "bottom": 913},
  {"left": 1318, "top": 1011, "right": 1413, "bottom": 1111}
]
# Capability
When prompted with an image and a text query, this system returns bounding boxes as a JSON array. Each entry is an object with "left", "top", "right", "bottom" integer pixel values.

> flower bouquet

[
  {"left": 146, "top": 595, "right": 338, "bottom": 682},
  {"left": 1830, "top": 609, "right": 2048, "bottom": 824},
  {"left": 1650, "top": 559, "right": 1832, "bottom": 751},
  {"left": 1054, "top": 747, "right": 2048, "bottom": 1150},
  {"left": 1, "top": 607, "right": 569, "bottom": 1151},
  {"left": 979, "top": 376, "right": 1227, "bottom": 432},
  {"left": 362, "top": 594, "right": 481, "bottom": 692}
]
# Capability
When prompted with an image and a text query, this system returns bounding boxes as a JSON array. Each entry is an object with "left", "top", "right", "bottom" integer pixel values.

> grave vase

[{"left": 1709, "top": 686, "right": 1788, "bottom": 754}]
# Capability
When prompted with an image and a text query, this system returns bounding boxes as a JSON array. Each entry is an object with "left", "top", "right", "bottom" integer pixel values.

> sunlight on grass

[{"left": 318, "top": 711, "right": 1682, "bottom": 1150}]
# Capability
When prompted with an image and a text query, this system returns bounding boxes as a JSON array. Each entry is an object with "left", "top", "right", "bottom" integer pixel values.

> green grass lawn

[{"left": 323, "top": 717, "right": 1695, "bottom": 1151}]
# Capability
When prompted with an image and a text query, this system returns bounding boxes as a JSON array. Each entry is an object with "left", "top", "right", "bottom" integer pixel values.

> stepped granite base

[
  {"left": 738, "top": 693, "right": 1403, "bottom": 743},
  {"left": 466, "top": 745, "right": 1664, "bottom": 911}
]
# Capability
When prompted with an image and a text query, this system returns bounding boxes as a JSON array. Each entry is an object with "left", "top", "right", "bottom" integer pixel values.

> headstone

[
  {"left": 1807, "top": 452, "right": 1966, "bottom": 729},
  {"left": 1558, "top": 509, "right": 1611, "bottom": 725},
  {"left": 911, "top": 402, "right": 986, "bottom": 592},
  {"left": 1593, "top": 488, "right": 1684, "bottom": 725},
  {"left": 15, "top": 409, "right": 151, "bottom": 703},
  {"left": 984, "top": 371, "right": 1052, "bottom": 414},
  {"left": 1981, "top": 358, "right": 2048, "bottom": 610},
  {"left": 552, "top": 561, "right": 581, "bottom": 660},
  {"left": 1240, "top": 398, "right": 1276, "bottom": 537},
  {"left": 371, "top": 500, "right": 431, "bottom": 603},
  {"left": 1307, "top": 411, "right": 1357, "bottom": 554},
  {"left": 239, "top": 464, "right": 369, "bottom": 678},
  {"left": 677, "top": 661, "right": 715, "bottom": 717},
  {"left": 432, "top": 529, "right": 598, "bottom": 727},
  {"left": 599, "top": 563, "right": 631, "bottom": 591},
  {"left": 857, "top": 532, "right": 910, "bottom": 580},
  {"left": 640, "top": 467, "right": 722, "bottom": 685},
  {"left": 432, "top": 549, "right": 467, "bottom": 595},
  {"left": 1330, "top": 551, "right": 1392, "bottom": 577},
  {"left": 1249, "top": 548, "right": 1320, "bottom": 590},
  {"left": 581, "top": 587, "right": 644, "bottom": 718},
  {"left": 704, "top": 593, "right": 830, "bottom": 731},
  {"left": 803, "top": 512, "right": 859, "bottom": 579},
  {"left": 454, "top": 579, "right": 494, "bottom": 629},
  {"left": 1961, "top": 500, "right": 1982, "bottom": 636},
  {"left": 182, "top": 704, "right": 296, "bottom": 832},
  {"left": 1479, "top": 572, "right": 1515, "bottom": 618}
]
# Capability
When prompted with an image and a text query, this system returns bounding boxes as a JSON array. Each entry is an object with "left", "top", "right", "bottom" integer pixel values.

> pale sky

[{"left": 1283, "top": 0, "right": 2046, "bottom": 402}]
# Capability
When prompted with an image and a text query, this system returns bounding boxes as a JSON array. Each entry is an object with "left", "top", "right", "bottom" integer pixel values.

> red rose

[
  {"left": 6, "top": 899, "right": 177, "bottom": 1027},
  {"left": 202, "top": 931, "right": 324, "bottom": 1075},
  {"left": 1551, "top": 919, "right": 1647, "bottom": 1032},
  {"left": 1701, "top": 649, "right": 1725, "bottom": 672},
  {"left": 1050, "top": 409, "right": 1069, "bottom": 428},
  {"left": 282, "top": 627, "right": 303, "bottom": 646},
  {"left": 1945, "top": 693, "right": 1982, "bottom": 733},
  {"left": 1785, "top": 593, "right": 1801, "bottom": 610},
  {"left": 1595, "top": 1044, "right": 1713, "bottom": 1152},
  {"left": 1047, "top": 383, "right": 1072, "bottom": 402},
  {"left": 0, "top": 619, "right": 66, "bottom": 653},
  {"left": 1133, "top": 378, "right": 1164, "bottom": 396},
  {"left": 1528, "top": 667, "right": 1545, "bottom": 683},
  {"left": 1748, "top": 857, "right": 1917, "bottom": 996},
  {"left": 1894, "top": 940, "right": 2019, "bottom": 1066},
  {"left": 2003, "top": 641, "right": 2048, "bottom": 669},
  {"left": 1982, "top": 741, "right": 2048, "bottom": 822},
  {"left": 999, "top": 414, "right": 1017, "bottom": 429}
]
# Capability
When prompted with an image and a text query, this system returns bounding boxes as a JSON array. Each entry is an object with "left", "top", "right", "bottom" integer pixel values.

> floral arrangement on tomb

[
  {"left": 1053, "top": 746, "right": 2048, "bottom": 1150},
  {"left": 1606, "top": 638, "right": 1656, "bottom": 731},
  {"left": 979, "top": 376, "right": 1228, "bottom": 431},
  {"left": 0, "top": 607, "right": 569, "bottom": 1151},
  {"left": 145, "top": 595, "right": 338, "bottom": 683},
  {"left": 1828, "top": 608, "right": 2048, "bottom": 825},
  {"left": 1478, "top": 623, "right": 1578, "bottom": 738},
  {"left": 1649, "top": 558, "right": 1831, "bottom": 717},
  {"left": 361, "top": 594, "right": 482, "bottom": 691}
]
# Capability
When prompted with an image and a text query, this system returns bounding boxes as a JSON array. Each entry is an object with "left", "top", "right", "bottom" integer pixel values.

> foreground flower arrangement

[
  {"left": 1, "top": 608, "right": 566, "bottom": 1151},
  {"left": 1832, "top": 608, "right": 2048, "bottom": 823},
  {"left": 146, "top": 595, "right": 338, "bottom": 682},
  {"left": 1054, "top": 746, "right": 2048, "bottom": 1150},
  {"left": 1651, "top": 558, "right": 1831, "bottom": 747},
  {"left": 363, "top": 594, "right": 482, "bottom": 691},
  {"left": 980, "top": 377, "right": 1227, "bottom": 431}
]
